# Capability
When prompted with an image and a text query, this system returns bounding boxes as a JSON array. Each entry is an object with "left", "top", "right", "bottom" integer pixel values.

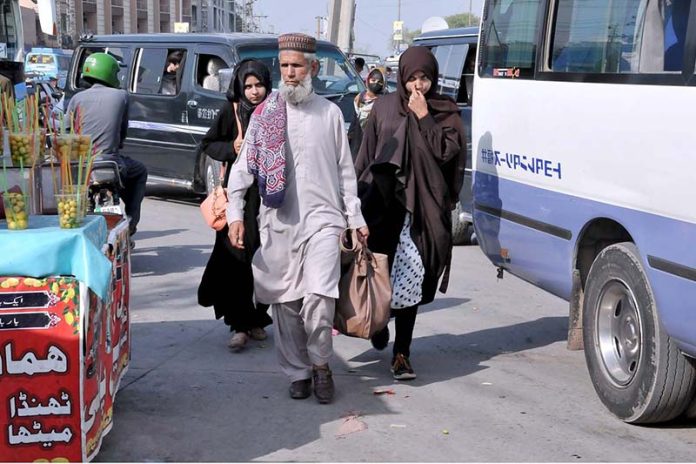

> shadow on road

[
  {"left": 95, "top": 319, "right": 397, "bottom": 462},
  {"left": 131, "top": 245, "right": 211, "bottom": 277},
  {"left": 349, "top": 316, "right": 568, "bottom": 388},
  {"left": 133, "top": 228, "right": 188, "bottom": 241},
  {"left": 146, "top": 185, "right": 202, "bottom": 206},
  {"left": 419, "top": 297, "right": 471, "bottom": 314}
]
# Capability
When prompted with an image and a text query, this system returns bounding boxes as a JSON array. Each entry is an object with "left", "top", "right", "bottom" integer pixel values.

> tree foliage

[{"left": 445, "top": 13, "right": 480, "bottom": 29}]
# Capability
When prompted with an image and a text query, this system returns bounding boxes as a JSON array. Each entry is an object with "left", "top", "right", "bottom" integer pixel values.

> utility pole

[
  {"left": 469, "top": 0, "right": 473, "bottom": 26},
  {"left": 394, "top": 0, "right": 401, "bottom": 53},
  {"left": 315, "top": 16, "right": 322, "bottom": 39}
]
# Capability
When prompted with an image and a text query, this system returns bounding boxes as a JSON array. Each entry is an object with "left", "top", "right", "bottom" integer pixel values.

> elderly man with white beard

[{"left": 226, "top": 33, "right": 369, "bottom": 404}]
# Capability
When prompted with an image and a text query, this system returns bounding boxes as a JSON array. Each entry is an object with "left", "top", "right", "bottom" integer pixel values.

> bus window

[
  {"left": 664, "top": 0, "right": 691, "bottom": 71},
  {"left": 550, "top": 0, "right": 691, "bottom": 74},
  {"left": 479, "top": 0, "right": 542, "bottom": 78}
]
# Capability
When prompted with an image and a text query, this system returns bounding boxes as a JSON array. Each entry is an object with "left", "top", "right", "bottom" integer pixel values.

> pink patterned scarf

[{"left": 245, "top": 91, "right": 287, "bottom": 208}]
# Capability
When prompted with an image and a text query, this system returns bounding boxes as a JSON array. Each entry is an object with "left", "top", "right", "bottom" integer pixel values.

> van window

[
  {"left": 430, "top": 44, "right": 468, "bottom": 103},
  {"left": 160, "top": 49, "right": 186, "bottom": 95},
  {"left": 479, "top": 0, "right": 542, "bottom": 78},
  {"left": 461, "top": 46, "right": 476, "bottom": 104},
  {"left": 74, "top": 47, "right": 131, "bottom": 89},
  {"left": 196, "top": 53, "right": 229, "bottom": 92},
  {"left": 125, "top": 48, "right": 184, "bottom": 95}
]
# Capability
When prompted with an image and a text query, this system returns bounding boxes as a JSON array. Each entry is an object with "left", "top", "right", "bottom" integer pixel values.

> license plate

[{"left": 96, "top": 205, "right": 123, "bottom": 215}]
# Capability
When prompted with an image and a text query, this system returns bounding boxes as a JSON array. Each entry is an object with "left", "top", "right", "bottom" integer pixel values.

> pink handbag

[
  {"left": 199, "top": 180, "right": 227, "bottom": 231},
  {"left": 199, "top": 103, "right": 242, "bottom": 231}
]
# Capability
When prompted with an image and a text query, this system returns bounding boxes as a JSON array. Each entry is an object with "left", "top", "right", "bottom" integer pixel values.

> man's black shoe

[
  {"left": 370, "top": 326, "right": 389, "bottom": 351},
  {"left": 289, "top": 378, "right": 312, "bottom": 399},
  {"left": 312, "top": 366, "right": 334, "bottom": 404}
]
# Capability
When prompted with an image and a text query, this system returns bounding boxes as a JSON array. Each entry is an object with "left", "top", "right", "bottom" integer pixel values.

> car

[
  {"left": 413, "top": 26, "right": 478, "bottom": 245},
  {"left": 64, "top": 33, "right": 366, "bottom": 195}
]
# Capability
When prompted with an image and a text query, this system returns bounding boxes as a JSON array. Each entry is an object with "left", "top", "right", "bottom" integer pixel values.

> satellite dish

[{"left": 421, "top": 16, "right": 449, "bottom": 33}]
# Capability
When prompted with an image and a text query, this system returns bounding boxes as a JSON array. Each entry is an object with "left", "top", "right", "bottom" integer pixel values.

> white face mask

[{"left": 279, "top": 72, "right": 313, "bottom": 104}]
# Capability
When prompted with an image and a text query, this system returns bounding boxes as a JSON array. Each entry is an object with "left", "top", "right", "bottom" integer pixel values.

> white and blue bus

[
  {"left": 25, "top": 47, "right": 72, "bottom": 84},
  {"left": 473, "top": 0, "right": 696, "bottom": 423}
]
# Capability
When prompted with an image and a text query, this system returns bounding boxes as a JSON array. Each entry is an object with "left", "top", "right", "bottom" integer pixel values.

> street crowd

[{"left": 195, "top": 32, "right": 466, "bottom": 404}]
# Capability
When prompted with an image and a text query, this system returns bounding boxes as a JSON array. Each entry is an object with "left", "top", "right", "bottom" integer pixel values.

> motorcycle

[{"left": 88, "top": 159, "right": 125, "bottom": 216}]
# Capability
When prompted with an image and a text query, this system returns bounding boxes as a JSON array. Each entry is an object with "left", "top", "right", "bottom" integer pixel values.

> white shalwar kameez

[{"left": 226, "top": 92, "right": 366, "bottom": 381}]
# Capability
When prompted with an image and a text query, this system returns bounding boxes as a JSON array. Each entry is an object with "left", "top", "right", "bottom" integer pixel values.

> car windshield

[{"left": 237, "top": 43, "right": 365, "bottom": 96}]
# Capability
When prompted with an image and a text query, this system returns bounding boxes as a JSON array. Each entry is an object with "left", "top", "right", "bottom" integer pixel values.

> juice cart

[{"left": 0, "top": 213, "right": 131, "bottom": 462}]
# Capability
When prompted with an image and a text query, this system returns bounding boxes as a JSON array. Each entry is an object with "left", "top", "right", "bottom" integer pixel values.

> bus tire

[
  {"left": 582, "top": 242, "right": 696, "bottom": 423},
  {"left": 684, "top": 392, "right": 696, "bottom": 419},
  {"left": 452, "top": 202, "right": 469, "bottom": 245}
]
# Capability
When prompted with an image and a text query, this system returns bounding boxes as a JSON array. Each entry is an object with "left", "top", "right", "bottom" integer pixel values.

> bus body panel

[
  {"left": 474, "top": 171, "right": 696, "bottom": 352},
  {"left": 473, "top": 75, "right": 696, "bottom": 356}
]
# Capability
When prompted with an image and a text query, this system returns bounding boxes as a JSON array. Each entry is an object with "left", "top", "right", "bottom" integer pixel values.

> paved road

[{"left": 95, "top": 188, "right": 696, "bottom": 462}]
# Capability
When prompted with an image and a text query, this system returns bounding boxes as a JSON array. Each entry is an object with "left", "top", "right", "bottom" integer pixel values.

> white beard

[{"left": 279, "top": 73, "right": 313, "bottom": 104}]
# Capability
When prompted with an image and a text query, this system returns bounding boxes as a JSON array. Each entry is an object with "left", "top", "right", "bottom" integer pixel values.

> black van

[
  {"left": 413, "top": 27, "right": 478, "bottom": 244},
  {"left": 64, "top": 33, "right": 366, "bottom": 194}
]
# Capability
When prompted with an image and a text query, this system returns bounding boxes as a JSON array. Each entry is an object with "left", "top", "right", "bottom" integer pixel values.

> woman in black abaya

[{"left": 198, "top": 59, "right": 273, "bottom": 351}]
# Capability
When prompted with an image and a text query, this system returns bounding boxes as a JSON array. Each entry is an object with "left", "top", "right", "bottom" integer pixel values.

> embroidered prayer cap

[{"left": 278, "top": 33, "right": 317, "bottom": 53}]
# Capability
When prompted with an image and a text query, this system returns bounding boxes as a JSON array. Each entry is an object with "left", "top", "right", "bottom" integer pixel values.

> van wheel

[
  {"left": 582, "top": 242, "right": 696, "bottom": 423},
  {"left": 204, "top": 158, "right": 221, "bottom": 195},
  {"left": 452, "top": 202, "right": 469, "bottom": 245}
]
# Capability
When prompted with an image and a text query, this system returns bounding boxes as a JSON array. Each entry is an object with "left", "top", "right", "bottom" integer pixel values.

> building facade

[{"left": 22, "top": 0, "right": 257, "bottom": 50}]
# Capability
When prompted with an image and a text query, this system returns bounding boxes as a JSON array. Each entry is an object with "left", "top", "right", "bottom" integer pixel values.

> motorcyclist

[{"left": 67, "top": 52, "right": 147, "bottom": 237}]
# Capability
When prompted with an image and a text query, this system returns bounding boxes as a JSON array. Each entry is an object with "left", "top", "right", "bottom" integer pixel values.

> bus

[
  {"left": 25, "top": 47, "right": 72, "bottom": 84},
  {"left": 473, "top": 0, "right": 696, "bottom": 423}
]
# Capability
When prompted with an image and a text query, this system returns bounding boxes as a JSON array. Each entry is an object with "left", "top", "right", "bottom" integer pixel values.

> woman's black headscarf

[
  {"left": 396, "top": 46, "right": 457, "bottom": 117},
  {"left": 226, "top": 59, "right": 272, "bottom": 132},
  {"left": 366, "top": 67, "right": 388, "bottom": 95}
]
